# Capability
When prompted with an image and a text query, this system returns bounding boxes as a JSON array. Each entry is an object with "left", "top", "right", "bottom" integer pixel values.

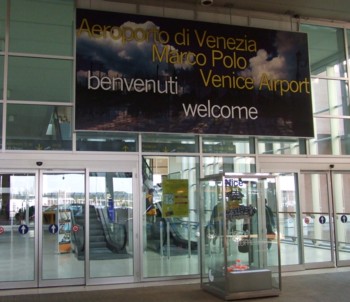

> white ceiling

[{"left": 105, "top": 0, "right": 350, "bottom": 23}]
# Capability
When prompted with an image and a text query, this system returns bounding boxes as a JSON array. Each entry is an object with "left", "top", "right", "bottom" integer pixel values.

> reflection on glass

[
  {"left": 258, "top": 138, "right": 306, "bottom": 155},
  {"left": 9, "top": 0, "right": 74, "bottom": 56},
  {"left": 77, "top": 132, "right": 138, "bottom": 152},
  {"left": 202, "top": 136, "right": 254, "bottom": 154},
  {"left": 309, "top": 117, "right": 350, "bottom": 155},
  {"left": 8, "top": 56, "right": 73, "bottom": 102},
  {"left": 300, "top": 24, "right": 346, "bottom": 77},
  {"left": 6, "top": 104, "right": 72, "bottom": 150},
  {"left": 203, "top": 157, "right": 256, "bottom": 176},
  {"left": 0, "top": 56, "right": 3, "bottom": 97},
  {"left": 142, "top": 134, "right": 198, "bottom": 153},
  {"left": 332, "top": 172, "right": 350, "bottom": 262},
  {"left": 300, "top": 172, "right": 332, "bottom": 264},
  {"left": 312, "top": 79, "right": 349, "bottom": 116},
  {"left": 348, "top": 29, "right": 350, "bottom": 57},
  {"left": 0, "top": 0, "right": 5, "bottom": 52},
  {"left": 41, "top": 173, "right": 85, "bottom": 280},
  {"left": 0, "top": 174, "right": 35, "bottom": 282},
  {"left": 200, "top": 175, "right": 281, "bottom": 299},
  {"left": 142, "top": 156, "right": 199, "bottom": 278},
  {"left": 89, "top": 172, "right": 133, "bottom": 278},
  {"left": 277, "top": 173, "right": 301, "bottom": 266}
]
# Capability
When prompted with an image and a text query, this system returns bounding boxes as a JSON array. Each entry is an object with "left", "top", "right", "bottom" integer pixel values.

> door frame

[{"left": 299, "top": 170, "right": 336, "bottom": 270}]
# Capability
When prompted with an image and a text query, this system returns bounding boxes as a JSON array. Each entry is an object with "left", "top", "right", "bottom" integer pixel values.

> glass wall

[
  {"left": 9, "top": 0, "right": 73, "bottom": 56},
  {"left": 202, "top": 157, "right": 256, "bottom": 176},
  {"left": 202, "top": 136, "right": 254, "bottom": 154},
  {"left": 77, "top": 132, "right": 138, "bottom": 152},
  {"left": 2, "top": 0, "right": 74, "bottom": 151},
  {"left": 142, "top": 155, "right": 199, "bottom": 278},
  {"left": 6, "top": 104, "right": 72, "bottom": 150},
  {"left": 300, "top": 24, "right": 350, "bottom": 155},
  {"left": 0, "top": 0, "right": 5, "bottom": 53},
  {"left": 142, "top": 134, "right": 198, "bottom": 153},
  {"left": 277, "top": 173, "right": 301, "bottom": 266},
  {"left": 258, "top": 138, "right": 306, "bottom": 155},
  {"left": 7, "top": 57, "right": 73, "bottom": 102}
]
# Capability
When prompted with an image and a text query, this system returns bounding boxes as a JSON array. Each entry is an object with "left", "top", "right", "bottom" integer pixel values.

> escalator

[
  {"left": 146, "top": 202, "right": 199, "bottom": 254},
  {"left": 71, "top": 204, "right": 128, "bottom": 260},
  {"left": 143, "top": 157, "right": 199, "bottom": 254}
]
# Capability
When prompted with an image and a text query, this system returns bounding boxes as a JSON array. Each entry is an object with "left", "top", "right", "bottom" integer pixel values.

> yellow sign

[{"left": 162, "top": 179, "right": 189, "bottom": 218}]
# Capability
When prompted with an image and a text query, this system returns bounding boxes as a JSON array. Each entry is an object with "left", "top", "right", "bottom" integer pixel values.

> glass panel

[
  {"left": 300, "top": 172, "right": 332, "bottom": 264},
  {"left": 258, "top": 138, "right": 306, "bottom": 154},
  {"left": 42, "top": 172, "right": 85, "bottom": 280},
  {"left": 277, "top": 173, "right": 301, "bottom": 265},
  {"left": 142, "top": 134, "right": 198, "bottom": 153},
  {"left": 300, "top": 24, "right": 346, "bottom": 77},
  {"left": 0, "top": 0, "right": 5, "bottom": 52},
  {"left": 309, "top": 117, "right": 350, "bottom": 155},
  {"left": 0, "top": 56, "right": 3, "bottom": 98},
  {"left": 9, "top": 0, "right": 74, "bottom": 56},
  {"left": 0, "top": 173, "right": 35, "bottom": 283},
  {"left": 203, "top": 157, "right": 256, "bottom": 176},
  {"left": 348, "top": 29, "right": 350, "bottom": 59},
  {"left": 312, "top": 79, "right": 349, "bottom": 116},
  {"left": 6, "top": 104, "right": 72, "bottom": 151},
  {"left": 200, "top": 175, "right": 280, "bottom": 299},
  {"left": 142, "top": 156, "right": 199, "bottom": 278},
  {"left": 89, "top": 172, "right": 133, "bottom": 278},
  {"left": 77, "top": 132, "right": 138, "bottom": 152},
  {"left": 332, "top": 172, "right": 350, "bottom": 262},
  {"left": 8, "top": 56, "right": 73, "bottom": 102},
  {"left": 202, "top": 136, "right": 254, "bottom": 154},
  {"left": 0, "top": 104, "right": 3, "bottom": 147}
]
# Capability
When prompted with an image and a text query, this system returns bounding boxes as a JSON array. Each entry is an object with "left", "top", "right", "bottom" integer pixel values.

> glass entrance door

[
  {"left": 331, "top": 172, "right": 350, "bottom": 266},
  {"left": 40, "top": 171, "right": 85, "bottom": 286},
  {"left": 0, "top": 172, "right": 37, "bottom": 289},
  {"left": 300, "top": 171, "right": 350, "bottom": 268},
  {"left": 87, "top": 171, "right": 135, "bottom": 284},
  {"left": 0, "top": 159, "right": 138, "bottom": 289}
]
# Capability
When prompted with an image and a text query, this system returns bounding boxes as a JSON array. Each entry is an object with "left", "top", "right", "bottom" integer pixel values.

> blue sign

[
  {"left": 49, "top": 224, "right": 58, "bottom": 234},
  {"left": 18, "top": 224, "right": 29, "bottom": 235},
  {"left": 341, "top": 215, "right": 348, "bottom": 223},
  {"left": 319, "top": 216, "right": 326, "bottom": 224}
]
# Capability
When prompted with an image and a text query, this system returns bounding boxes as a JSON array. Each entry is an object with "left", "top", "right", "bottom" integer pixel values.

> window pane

[
  {"left": 0, "top": 104, "right": 2, "bottom": 146},
  {"left": 202, "top": 156, "right": 256, "bottom": 176},
  {"left": 0, "top": 55, "right": 3, "bottom": 99},
  {"left": 348, "top": 29, "right": 350, "bottom": 58},
  {"left": 202, "top": 136, "right": 254, "bottom": 154},
  {"left": 9, "top": 0, "right": 74, "bottom": 56},
  {"left": 0, "top": 0, "right": 5, "bottom": 51},
  {"left": 142, "top": 134, "right": 198, "bottom": 153},
  {"left": 312, "top": 79, "right": 349, "bottom": 116},
  {"left": 6, "top": 104, "right": 72, "bottom": 150},
  {"left": 142, "top": 156, "right": 199, "bottom": 278},
  {"left": 258, "top": 138, "right": 306, "bottom": 155},
  {"left": 8, "top": 56, "right": 73, "bottom": 102},
  {"left": 300, "top": 24, "right": 346, "bottom": 77},
  {"left": 309, "top": 117, "right": 350, "bottom": 155},
  {"left": 77, "top": 132, "right": 138, "bottom": 152}
]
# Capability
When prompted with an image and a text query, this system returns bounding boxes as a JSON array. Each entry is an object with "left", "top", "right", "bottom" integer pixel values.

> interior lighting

[{"left": 201, "top": 0, "right": 213, "bottom": 6}]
